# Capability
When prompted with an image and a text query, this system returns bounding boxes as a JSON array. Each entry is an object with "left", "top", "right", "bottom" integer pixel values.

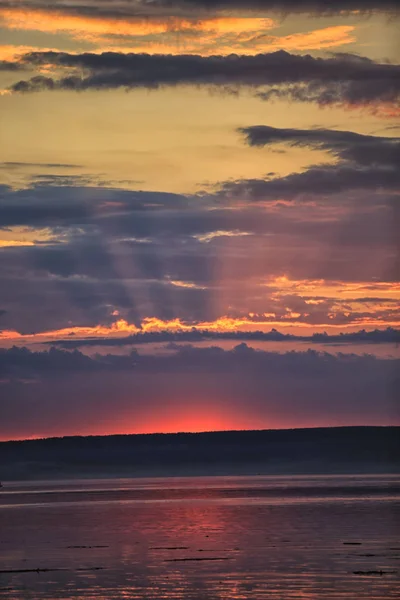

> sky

[{"left": 0, "top": 0, "right": 399, "bottom": 440}]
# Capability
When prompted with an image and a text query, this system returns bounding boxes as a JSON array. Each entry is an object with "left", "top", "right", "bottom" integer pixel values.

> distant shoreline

[
  {"left": 1, "top": 425, "right": 397, "bottom": 445},
  {"left": 1, "top": 426, "right": 398, "bottom": 482}
]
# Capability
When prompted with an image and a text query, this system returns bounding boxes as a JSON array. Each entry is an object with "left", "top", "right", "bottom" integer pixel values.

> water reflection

[{"left": 0, "top": 475, "right": 399, "bottom": 599}]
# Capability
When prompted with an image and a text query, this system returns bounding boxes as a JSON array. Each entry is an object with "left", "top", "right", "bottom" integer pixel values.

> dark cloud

[
  {"left": 0, "top": 161, "right": 398, "bottom": 334},
  {"left": 0, "top": 60, "right": 27, "bottom": 72},
  {"left": 0, "top": 121, "right": 398, "bottom": 335},
  {"left": 0, "top": 181, "right": 396, "bottom": 255},
  {"left": 240, "top": 126, "right": 400, "bottom": 168},
  {"left": 9, "top": 51, "right": 400, "bottom": 111},
  {"left": 223, "top": 125, "right": 400, "bottom": 202},
  {"left": 220, "top": 164, "right": 400, "bottom": 199},
  {"left": 47, "top": 327, "right": 400, "bottom": 349},
  {"left": 2, "top": 230, "right": 399, "bottom": 332},
  {"left": 256, "top": 78, "right": 400, "bottom": 109},
  {"left": 0, "top": 184, "right": 190, "bottom": 228},
  {"left": 0, "top": 1, "right": 398, "bottom": 18},
  {"left": 0, "top": 344, "right": 398, "bottom": 439},
  {"left": 0, "top": 343, "right": 397, "bottom": 376},
  {"left": 139, "top": 0, "right": 400, "bottom": 12},
  {"left": 1, "top": 238, "right": 398, "bottom": 334},
  {"left": 0, "top": 162, "right": 82, "bottom": 169},
  {"left": 0, "top": 345, "right": 136, "bottom": 377},
  {"left": 0, "top": 120, "right": 398, "bottom": 232}
]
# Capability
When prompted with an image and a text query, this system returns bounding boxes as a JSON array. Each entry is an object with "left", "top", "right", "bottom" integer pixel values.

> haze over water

[{"left": 0, "top": 475, "right": 399, "bottom": 599}]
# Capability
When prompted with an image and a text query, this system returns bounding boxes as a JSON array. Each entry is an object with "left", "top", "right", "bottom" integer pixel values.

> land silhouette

[{"left": 0, "top": 427, "right": 398, "bottom": 480}]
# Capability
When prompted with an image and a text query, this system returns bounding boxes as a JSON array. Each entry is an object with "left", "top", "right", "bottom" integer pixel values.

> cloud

[
  {"left": 45, "top": 327, "right": 400, "bottom": 349},
  {"left": 220, "top": 164, "right": 400, "bottom": 199},
  {"left": 0, "top": 8, "right": 276, "bottom": 53},
  {"left": 0, "top": 119, "right": 398, "bottom": 336},
  {"left": 0, "top": 261, "right": 399, "bottom": 337},
  {"left": 0, "top": 240, "right": 36, "bottom": 248},
  {"left": 193, "top": 230, "right": 253, "bottom": 242},
  {"left": 0, "top": 342, "right": 397, "bottom": 376},
  {"left": 0, "top": 344, "right": 398, "bottom": 439},
  {"left": 0, "top": 1, "right": 397, "bottom": 20},
  {"left": 0, "top": 178, "right": 396, "bottom": 249},
  {"left": 0, "top": 6, "right": 356, "bottom": 56},
  {"left": 240, "top": 125, "right": 400, "bottom": 168},
  {"left": 133, "top": 0, "right": 400, "bottom": 14},
  {"left": 0, "top": 184, "right": 190, "bottom": 228},
  {"left": 222, "top": 124, "right": 400, "bottom": 199},
  {"left": 0, "top": 162, "right": 82, "bottom": 169},
  {"left": 0, "top": 162, "right": 398, "bottom": 335},
  {"left": 8, "top": 50, "right": 400, "bottom": 114},
  {"left": 0, "top": 60, "right": 26, "bottom": 71}
]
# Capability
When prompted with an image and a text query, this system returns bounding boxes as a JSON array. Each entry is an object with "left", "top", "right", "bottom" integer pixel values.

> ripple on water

[{"left": 0, "top": 475, "right": 399, "bottom": 599}]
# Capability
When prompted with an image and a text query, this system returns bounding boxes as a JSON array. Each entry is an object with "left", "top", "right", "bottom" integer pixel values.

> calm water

[{"left": 0, "top": 475, "right": 399, "bottom": 599}]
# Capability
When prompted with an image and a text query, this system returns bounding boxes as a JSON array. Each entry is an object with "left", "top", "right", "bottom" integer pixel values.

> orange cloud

[
  {"left": 249, "top": 25, "right": 356, "bottom": 52},
  {"left": 194, "top": 230, "right": 253, "bottom": 243},
  {"left": 0, "top": 240, "right": 35, "bottom": 248},
  {"left": 100, "top": 25, "right": 355, "bottom": 56},
  {"left": 1, "top": 306, "right": 399, "bottom": 346},
  {"left": 265, "top": 275, "right": 400, "bottom": 301},
  {"left": 168, "top": 279, "right": 206, "bottom": 289},
  {"left": 0, "top": 7, "right": 355, "bottom": 56},
  {"left": 337, "top": 99, "right": 400, "bottom": 119},
  {"left": 0, "top": 44, "right": 49, "bottom": 61},
  {"left": 0, "top": 9, "right": 274, "bottom": 43},
  {"left": 0, "top": 227, "right": 60, "bottom": 247}
]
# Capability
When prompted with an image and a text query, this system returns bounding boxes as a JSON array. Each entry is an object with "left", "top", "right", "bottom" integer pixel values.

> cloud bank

[
  {"left": 1, "top": 1, "right": 398, "bottom": 19},
  {"left": 0, "top": 344, "right": 398, "bottom": 439},
  {"left": 44, "top": 327, "right": 400, "bottom": 349},
  {"left": 7, "top": 50, "right": 400, "bottom": 115},
  {"left": 0, "top": 121, "right": 398, "bottom": 335}
]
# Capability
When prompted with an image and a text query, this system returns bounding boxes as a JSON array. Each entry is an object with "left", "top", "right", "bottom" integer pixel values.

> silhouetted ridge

[{"left": 0, "top": 427, "right": 398, "bottom": 480}]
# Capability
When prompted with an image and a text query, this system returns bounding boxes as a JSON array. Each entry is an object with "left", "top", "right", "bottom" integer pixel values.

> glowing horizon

[{"left": 0, "top": 0, "right": 398, "bottom": 439}]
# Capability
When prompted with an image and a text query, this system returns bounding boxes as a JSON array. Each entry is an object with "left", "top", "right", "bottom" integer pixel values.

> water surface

[{"left": 0, "top": 475, "right": 399, "bottom": 599}]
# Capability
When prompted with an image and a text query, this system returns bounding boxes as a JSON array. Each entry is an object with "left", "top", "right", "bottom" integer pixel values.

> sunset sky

[{"left": 0, "top": 0, "right": 399, "bottom": 440}]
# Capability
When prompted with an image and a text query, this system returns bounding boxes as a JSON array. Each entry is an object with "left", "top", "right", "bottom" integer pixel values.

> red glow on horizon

[
  {"left": 1, "top": 403, "right": 393, "bottom": 442},
  {"left": 1, "top": 407, "right": 279, "bottom": 441},
  {"left": 2, "top": 418, "right": 395, "bottom": 442},
  {"left": 126, "top": 406, "right": 255, "bottom": 436}
]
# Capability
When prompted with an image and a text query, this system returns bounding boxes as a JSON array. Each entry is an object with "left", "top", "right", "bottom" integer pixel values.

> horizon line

[{"left": 1, "top": 424, "right": 398, "bottom": 444}]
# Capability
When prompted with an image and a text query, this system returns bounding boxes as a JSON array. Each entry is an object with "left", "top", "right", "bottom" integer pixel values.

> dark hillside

[{"left": 0, "top": 427, "right": 398, "bottom": 480}]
